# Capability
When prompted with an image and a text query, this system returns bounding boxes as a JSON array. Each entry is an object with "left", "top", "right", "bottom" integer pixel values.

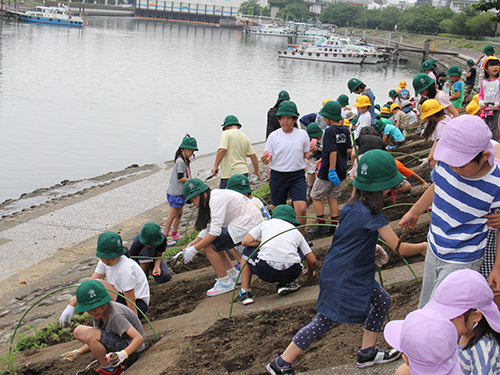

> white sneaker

[
  {"left": 229, "top": 273, "right": 242, "bottom": 285},
  {"left": 206, "top": 278, "right": 235, "bottom": 297}
]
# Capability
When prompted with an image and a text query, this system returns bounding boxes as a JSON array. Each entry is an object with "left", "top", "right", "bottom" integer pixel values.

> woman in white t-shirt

[
  {"left": 179, "top": 178, "right": 263, "bottom": 297},
  {"left": 262, "top": 101, "right": 316, "bottom": 234},
  {"left": 235, "top": 205, "right": 317, "bottom": 305}
]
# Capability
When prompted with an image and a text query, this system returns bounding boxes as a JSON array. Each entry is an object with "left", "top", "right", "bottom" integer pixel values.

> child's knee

[{"left": 84, "top": 327, "right": 101, "bottom": 344}]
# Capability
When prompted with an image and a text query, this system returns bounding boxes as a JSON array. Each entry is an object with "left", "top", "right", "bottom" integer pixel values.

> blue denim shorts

[
  {"left": 167, "top": 194, "right": 185, "bottom": 208},
  {"left": 211, "top": 227, "right": 238, "bottom": 252}
]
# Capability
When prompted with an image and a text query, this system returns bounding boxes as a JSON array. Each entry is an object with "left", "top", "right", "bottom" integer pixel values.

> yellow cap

[
  {"left": 390, "top": 103, "right": 401, "bottom": 112},
  {"left": 421, "top": 99, "right": 444, "bottom": 119},
  {"left": 399, "top": 80, "right": 407, "bottom": 88},
  {"left": 472, "top": 94, "right": 479, "bottom": 102},
  {"left": 466, "top": 100, "right": 481, "bottom": 115},
  {"left": 353, "top": 95, "right": 371, "bottom": 108},
  {"left": 343, "top": 118, "right": 351, "bottom": 127},
  {"left": 381, "top": 107, "right": 390, "bottom": 114},
  {"left": 322, "top": 98, "right": 331, "bottom": 106}
]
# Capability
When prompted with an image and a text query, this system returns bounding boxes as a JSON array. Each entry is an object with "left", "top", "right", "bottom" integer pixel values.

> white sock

[
  {"left": 220, "top": 275, "right": 230, "bottom": 282},
  {"left": 226, "top": 267, "right": 238, "bottom": 278}
]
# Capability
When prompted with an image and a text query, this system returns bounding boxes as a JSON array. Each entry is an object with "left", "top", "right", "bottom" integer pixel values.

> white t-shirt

[
  {"left": 95, "top": 256, "right": 150, "bottom": 305},
  {"left": 265, "top": 128, "right": 310, "bottom": 172},
  {"left": 354, "top": 112, "right": 371, "bottom": 139},
  {"left": 248, "top": 218, "right": 312, "bottom": 263},
  {"left": 198, "top": 189, "right": 263, "bottom": 243}
]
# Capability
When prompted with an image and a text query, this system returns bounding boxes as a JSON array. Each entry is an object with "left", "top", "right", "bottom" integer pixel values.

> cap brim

[
  {"left": 479, "top": 302, "right": 500, "bottom": 332},
  {"left": 434, "top": 138, "right": 495, "bottom": 167},
  {"left": 423, "top": 299, "right": 467, "bottom": 320},
  {"left": 409, "top": 357, "right": 462, "bottom": 375},
  {"left": 95, "top": 247, "right": 127, "bottom": 259},
  {"left": 75, "top": 294, "right": 112, "bottom": 312},
  {"left": 383, "top": 320, "right": 404, "bottom": 352}
]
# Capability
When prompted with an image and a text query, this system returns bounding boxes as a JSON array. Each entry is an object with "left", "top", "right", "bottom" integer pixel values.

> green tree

[
  {"left": 466, "top": 12, "right": 495, "bottom": 36},
  {"left": 320, "top": 3, "right": 362, "bottom": 27},
  {"left": 239, "top": 0, "right": 263, "bottom": 15},
  {"left": 276, "top": 2, "right": 310, "bottom": 21},
  {"left": 398, "top": 4, "right": 454, "bottom": 34},
  {"left": 473, "top": 0, "right": 500, "bottom": 21}
]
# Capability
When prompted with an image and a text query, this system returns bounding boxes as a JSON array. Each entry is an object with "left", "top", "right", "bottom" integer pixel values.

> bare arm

[
  {"left": 399, "top": 183, "right": 435, "bottom": 229},
  {"left": 152, "top": 251, "right": 162, "bottom": 276},
  {"left": 121, "top": 326, "right": 144, "bottom": 357},
  {"left": 123, "top": 289, "right": 137, "bottom": 315},
  {"left": 378, "top": 225, "right": 427, "bottom": 257},
  {"left": 445, "top": 104, "right": 459, "bottom": 118},
  {"left": 193, "top": 233, "right": 218, "bottom": 251},
  {"left": 241, "top": 233, "right": 261, "bottom": 248},
  {"left": 410, "top": 171, "right": 429, "bottom": 189},
  {"left": 248, "top": 154, "right": 260, "bottom": 179},
  {"left": 329, "top": 151, "right": 337, "bottom": 170},
  {"left": 212, "top": 148, "right": 227, "bottom": 176},
  {"left": 489, "top": 233, "right": 500, "bottom": 296},
  {"left": 304, "top": 252, "right": 317, "bottom": 280}
]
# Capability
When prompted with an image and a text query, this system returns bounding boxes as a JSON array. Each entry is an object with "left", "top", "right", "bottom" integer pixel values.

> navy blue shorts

[
  {"left": 167, "top": 194, "right": 185, "bottom": 208},
  {"left": 269, "top": 169, "right": 307, "bottom": 206},
  {"left": 243, "top": 246, "right": 302, "bottom": 287},
  {"left": 115, "top": 296, "right": 148, "bottom": 319},
  {"left": 211, "top": 227, "right": 239, "bottom": 252},
  {"left": 99, "top": 330, "right": 142, "bottom": 367}
]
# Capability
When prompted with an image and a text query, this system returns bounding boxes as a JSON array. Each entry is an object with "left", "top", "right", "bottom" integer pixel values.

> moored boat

[
  {"left": 16, "top": 5, "right": 86, "bottom": 27},
  {"left": 249, "top": 23, "right": 294, "bottom": 36}
]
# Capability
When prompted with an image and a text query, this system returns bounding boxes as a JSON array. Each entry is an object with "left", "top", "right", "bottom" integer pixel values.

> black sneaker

[
  {"left": 235, "top": 290, "right": 254, "bottom": 305},
  {"left": 277, "top": 282, "right": 301, "bottom": 296},
  {"left": 356, "top": 346, "right": 401, "bottom": 368},
  {"left": 266, "top": 355, "right": 295, "bottom": 375},
  {"left": 306, "top": 239, "right": 313, "bottom": 247},
  {"left": 306, "top": 225, "right": 330, "bottom": 238}
]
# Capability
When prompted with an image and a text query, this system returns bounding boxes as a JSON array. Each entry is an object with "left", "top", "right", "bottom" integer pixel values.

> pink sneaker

[
  {"left": 206, "top": 278, "right": 235, "bottom": 297},
  {"left": 172, "top": 233, "right": 183, "bottom": 241}
]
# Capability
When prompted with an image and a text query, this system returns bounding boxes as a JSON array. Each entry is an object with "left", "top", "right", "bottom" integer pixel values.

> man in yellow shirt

[{"left": 213, "top": 115, "right": 260, "bottom": 188}]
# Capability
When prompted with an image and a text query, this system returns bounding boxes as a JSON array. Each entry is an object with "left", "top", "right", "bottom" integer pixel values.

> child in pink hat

[
  {"left": 400, "top": 115, "right": 500, "bottom": 308},
  {"left": 384, "top": 309, "right": 461, "bottom": 375}
]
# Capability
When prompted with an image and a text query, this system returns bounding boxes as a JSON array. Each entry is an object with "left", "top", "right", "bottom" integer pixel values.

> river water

[{"left": 0, "top": 17, "right": 420, "bottom": 203}]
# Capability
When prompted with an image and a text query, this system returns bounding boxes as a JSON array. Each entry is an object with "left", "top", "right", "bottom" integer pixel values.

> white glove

[
  {"left": 59, "top": 304, "right": 75, "bottom": 327},
  {"left": 59, "top": 349, "right": 81, "bottom": 362},
  {"left": 418, "top": 158, "right": 429, "bottom": 169},
  {"left": 490, "top": 102, "right": 500, "bottom": 110},
  {"left": 479, "top": 100, "right": 487, "bottom": 108},
  {"left": 107, "top": 350, "right": 128, "bottom": 366},
  {"left": 182, "top": 246, "right": 198, "bottom": 264},
  {"left": 375, "top": 245, "right": 389, "bottom": 267}
]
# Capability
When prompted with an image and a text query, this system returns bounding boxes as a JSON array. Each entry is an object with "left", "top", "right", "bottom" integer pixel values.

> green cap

[
  {"left": 75, "top": 280, "right": 112, "bottom": 313},
  {"left": 374, "top": 119, "right": 386, "bottom": 133},
  {"left": 375, "top": 104, "right": 381, "bottom": 111},
  {"left": 484, "top": 45, "right": 495, "bottom": 55},
  {"left": 348, "top": 78, "right": 363, "bottom": 93},
  {"left": 353, "top": 150, "right": 404, "bottom": 192},
  {"left": 95, "top": 232, "right": 127, "bottom": 259},
  {"left": 226, "top": 174, "right": 252, "bottom": 195},
  {"left": 179, "top": 136, "right": 198, "bottom": 150},
  {"left": 337, "top": 94, "right": 349, "bottom": 106},
  {"left": 278, "top": 90, "right": 290, "bottom": 100},
  {"left": 306, "top": 122, "right": 323, "bottom": 138},
  {"left": 276, "top": 101, "right": 300, "bottom": 117},
  {"left": 412, "top": 73, "right": 435, "bottom": 95},
  {"left": 319, "top": 100, "right": 343, "bottom": 121},
  {"left": 428, "top": 59, "right": 437, "bottom": 68},
  {"left": 272, "top": 205, "right": 300, "bottom": 226},
  {"left": 138, "top": 222, "right": 164, "bottom": 247},
  {"left": 467, "top": 59, "right": 474, "bottom": 66},
  {"left": 389, "top": 89, "right": 398, "bottom": 98},
  {"left": 421, "top": 60, "right": 434, "bottom": 71},
  {"left": 183, "top": 178, "right": 210, "bottom": 203},
  {"left": 221, "top": 115, "right": 241, "bottom": 128},
  {"left": 350, "top": 117, "right": 358, "bottom": 125},
  {"left": 447, "top": 65, "right": 461, "bottom": 76}
]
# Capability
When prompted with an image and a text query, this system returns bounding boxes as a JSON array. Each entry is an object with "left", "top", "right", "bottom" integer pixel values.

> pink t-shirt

[
  {"left": 432, "top": 115, "right": 452, "bottom": 141},
  {"left": 434, "top": 91, "right": 455, "bottom": 118}
]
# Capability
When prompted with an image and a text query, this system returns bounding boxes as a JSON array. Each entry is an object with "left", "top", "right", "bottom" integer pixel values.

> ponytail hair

[
  {"left": 347, "top": 188, "right": 385, "bottom": 214},
  {"left": 194, "top": 189, "right": 211, "bottom": 231}
]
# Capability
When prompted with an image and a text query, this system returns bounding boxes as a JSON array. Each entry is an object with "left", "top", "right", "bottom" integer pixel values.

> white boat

[
  {"left": 249, "top": 24, "right": 294, "bottom": 36},
  {"left": 17, "top": 5, "right": 86, "bottom": 27},
  {"left": 278, "top": 36, "right": 390, "bottom": 64}
]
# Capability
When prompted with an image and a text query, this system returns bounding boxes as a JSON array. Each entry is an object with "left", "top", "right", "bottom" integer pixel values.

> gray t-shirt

[
  {"left": 166, "top": 157, "right": 188, "bottom": 196},
  {"left": 93, "top": 301, "right": 145, "bottom": 352}
]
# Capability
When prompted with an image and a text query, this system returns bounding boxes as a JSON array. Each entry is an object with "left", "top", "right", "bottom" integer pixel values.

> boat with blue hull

[{"left": 17, "top": 6, "right": 86, "bottom": 27}]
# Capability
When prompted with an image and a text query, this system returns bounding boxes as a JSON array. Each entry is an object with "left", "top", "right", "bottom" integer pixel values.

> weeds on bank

[
  {"left": 13, "top": 313, "right": 91, "bottom": 352},
  {"left": 0, "top": 352, "right": 17, "bottom": 374}
]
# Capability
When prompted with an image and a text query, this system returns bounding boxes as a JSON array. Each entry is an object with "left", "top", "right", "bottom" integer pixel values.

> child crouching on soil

[
  {"left": 235, "top": 205, "right": 316, "bottom": 305},
  {"left": 60, "top": 280, "right": 145, "bottom": 375},
  {"left": 266, "top": 150, "right": 427, "bottom": 375}
]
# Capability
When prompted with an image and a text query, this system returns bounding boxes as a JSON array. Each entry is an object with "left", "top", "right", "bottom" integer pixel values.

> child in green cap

[
  {"left": 447, "top": 65, "right": 464, "bottom": 109},
  {"left": 129, "top": 222, "right": 172, "bottom": 284},
  {"left": 236, "top": 205, "right": 317, "bottom": 305},
  {"left": 266, "top": 150, "right": 427, "bottom": 374},
  {"left": 60, "top": 280, "right": 145, "bottom": 375},
  {"left": 164, "top": 135, "right": 198, "bottom": 245},
  {"left": 59, "top": 232, "right": 150, "bottom": 327}
]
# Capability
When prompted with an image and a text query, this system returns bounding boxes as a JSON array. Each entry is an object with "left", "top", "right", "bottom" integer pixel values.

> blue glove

[{"left": 328, "top": 168, "right": 341, "bottom": 186}]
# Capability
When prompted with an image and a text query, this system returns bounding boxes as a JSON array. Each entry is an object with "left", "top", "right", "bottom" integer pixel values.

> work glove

[
  {"left": 59, "top": 349, "right": 81, "bottom": 362},
  {"left": 375, "top": 245, "right": 389, "bottom": 267},
  {"left": 59, "top": 305, "right": 75, "bottom": 327},
  {"left": 490, "top": 102, "right": 500, "bottom": 110},
  {"left": 328, "top": 168, "right": 341, "bottom": 186},
  {"left": 479, "top": 100, "right": 487, "bottom": 108},
  {"left": 107, "top": 350, "right": 128, "bottom": 367},
  {"left": 182, "top": 246, "right": 198, "bottom": 264},
  {"left": 418, "top": 158, "right": 429, "bottom": 169}
]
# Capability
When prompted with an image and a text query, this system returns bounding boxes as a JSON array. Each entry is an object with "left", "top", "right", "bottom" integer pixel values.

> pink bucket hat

[
  {"left": 433, "top": 115, "right": 494, "bottom": 168},
  {"left": 384, "top": 309, "right": 461, "bottom": 375},
  {"left": 423, "top": 269, "right": 500, "bottom": 332}
]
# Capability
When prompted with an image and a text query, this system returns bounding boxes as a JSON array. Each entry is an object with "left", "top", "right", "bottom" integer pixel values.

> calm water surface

[{"left": 0, "top": 17, "right": 420, "bottom": 202}]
